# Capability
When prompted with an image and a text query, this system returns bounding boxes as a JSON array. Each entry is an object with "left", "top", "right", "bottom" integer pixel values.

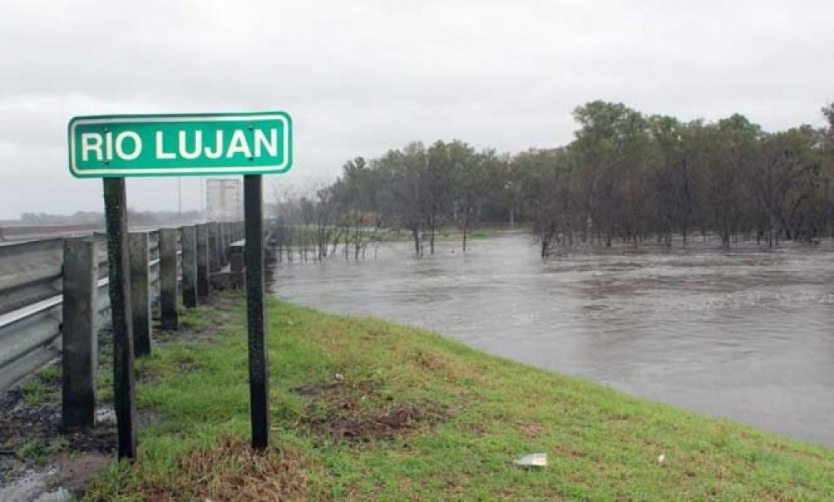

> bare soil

[
  {"left": 0, "top": 385, "right": 116, "bottom": 499},
  {"left": 292, "top": 379, "right": 449, "bottom": 443}
]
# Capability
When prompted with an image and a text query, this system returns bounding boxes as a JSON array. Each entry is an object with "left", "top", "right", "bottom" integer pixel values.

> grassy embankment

[{"left": 78, "top": 292, "right": 834, "bottom": 500}]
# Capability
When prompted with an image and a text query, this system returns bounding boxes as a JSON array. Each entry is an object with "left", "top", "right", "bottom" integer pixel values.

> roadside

[
  {"left": 0, "top": 296, "right": 237, "bottom": 501},
  {"left": 4, "top": 291, "right": 834, "bottom": 500}
]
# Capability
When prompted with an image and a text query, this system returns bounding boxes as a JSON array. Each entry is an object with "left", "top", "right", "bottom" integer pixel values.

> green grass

[
  {"left": 437, "top": 228, "right": 496, "bottom": 241},
  {"left": 15, "top": 437, "right": 67, "bottom": 466},
  {"left": 19, "top": 364, "right": 61, "bottom": 406},
  {"left": 86, "top": 292, "right": 834, "bottom": 500}
]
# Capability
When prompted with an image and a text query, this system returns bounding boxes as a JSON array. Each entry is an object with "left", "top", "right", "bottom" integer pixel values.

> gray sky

[{"left": 1, "top": 0, "right": 833, "bottom": 219}]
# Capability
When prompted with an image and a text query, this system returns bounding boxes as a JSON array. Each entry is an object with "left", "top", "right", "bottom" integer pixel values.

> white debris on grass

[
  {"left": 513, "top": 452, "right": 547, "bottom": 467},
  {"left": 95, "top": 407, "right": 116, "bottom": 425}
]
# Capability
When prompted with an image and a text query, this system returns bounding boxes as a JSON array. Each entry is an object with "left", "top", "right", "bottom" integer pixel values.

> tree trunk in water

[
  {"left": 462, "top": 213, "right": 469, "bottom": 252},
  {"left": 429, "top": 215, "right": 436, "bottom": 255},
  {"left": 411, "top": 226, "right": 421, "bottom": 255}
]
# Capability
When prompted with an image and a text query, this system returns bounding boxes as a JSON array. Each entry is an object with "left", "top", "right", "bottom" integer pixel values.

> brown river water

[{"left": 270, "top": 232, "right": 834, "bottom": 446}]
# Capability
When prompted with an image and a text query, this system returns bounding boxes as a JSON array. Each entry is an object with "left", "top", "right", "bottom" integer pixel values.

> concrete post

[
  {"left": 61, "top": 238, "right": 98, "bottom": 429},
  {"left": 159, "top": 228, "right": 179, "bottom": 331},
  {"left": 231, "top": 243, "right": 245, "bottom": 288},
  {"left": 216, "top": 223, "right": 223, "bottom": 267},
  {"left": 221, "top": 223, "right": 230, "bottom": 266},
  {"left": 181, "top": 226, "right": 198, "bottom": 308},
  {"left": 128, "top": 232, "right": 151, "bottom": 357},
  {"left": 196, "top": 223, "right": 210, "bottom": 299},
  {"left": 208, "top": 222, "right": 219, "bottom": 272}
]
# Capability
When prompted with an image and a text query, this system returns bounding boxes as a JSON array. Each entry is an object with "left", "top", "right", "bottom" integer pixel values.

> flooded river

[{"left": 271, "top": 232, "right": 834, "bottom": 446}]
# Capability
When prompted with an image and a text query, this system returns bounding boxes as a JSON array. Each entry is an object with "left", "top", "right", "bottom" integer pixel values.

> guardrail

[
  {"left": 0, "top": 223, "right": 105, "bottom": 242},
  {"left": 0, "top": 221, "right": 245, "bottom": 392}
]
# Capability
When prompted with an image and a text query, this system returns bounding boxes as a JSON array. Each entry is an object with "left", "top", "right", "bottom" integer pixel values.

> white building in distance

[{"left": 206, "top": 179, "right": 242, "bottom": 221}]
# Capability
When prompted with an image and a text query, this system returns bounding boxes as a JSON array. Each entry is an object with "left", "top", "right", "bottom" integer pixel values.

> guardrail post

[
  {"left": 224, "top": 223, "right": 232, "bottom": 265},
  {"left": 208, "top": 222, "right": 219, "bottom": 272},
  {"left": 218, "top": 223, "right": 227, "bottom": 266},
  {"left": 181, "top": 226, "right": 198, "bottom": 308},
  {"left": 128, "top": 232, "right": 151, "bottom": 357},
  {"left": 159, "top": 228, "right": 179, "bottom": 331},
  {"left": 62, "top": 238, "right": 98, "bottom": 429},
  {"left": 196, "top": 223, "right": 210, "bottom": 299},
  {"left": 231, "top": 242, "right": 245, "bottom": 288}
]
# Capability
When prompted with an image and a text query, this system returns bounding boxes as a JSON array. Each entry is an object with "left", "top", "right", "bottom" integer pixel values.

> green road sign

[{"left": 68, "top": 112, "right": 292, "bottom": 178}]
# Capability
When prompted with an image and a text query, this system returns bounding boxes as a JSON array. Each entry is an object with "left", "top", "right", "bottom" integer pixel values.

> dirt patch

[
  {"left": 55, "top": 452, "right": 112, "bottom": 493},
  {"left": 137, "top": 366, "right": 159, "bottom": 385},
  {"left": 0, "top": 387, "right": 23, "bottom": 410},
  {"left": 156, "top": 320, "right": 225, "bottom": 344},
  {"left": 126, "top": 437, "right": 313, "bottom": 501},
  {"left": 522, "top": 422, "right": 544, "bottom": 439},
  {"left": 0, "top": 397, "right": 118, "bottom": 498},
  {"left": 292, "top": 379, "right": 449, "bottom": 443},
  {"left": 158, "top": 293, "right": 241, "bottom": 343},
  {"left": 290, "top": 381, "right": 343, "bottom": 397},
  {"left": 0, "top": 404, "right": 117, "bottom": 457}
]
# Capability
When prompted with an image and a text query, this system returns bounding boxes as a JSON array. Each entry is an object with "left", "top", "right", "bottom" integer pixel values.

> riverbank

[{"left": 5, "top": 292, "right": 834, "bottom": 500}]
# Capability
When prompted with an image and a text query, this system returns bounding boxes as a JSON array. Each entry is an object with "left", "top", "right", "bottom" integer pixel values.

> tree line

[
  {"left": 17, "top": 209, "right": 205, "bottom": 226},
  {"left": 272, "top": 101, "right": 834, "bottom": 258}
]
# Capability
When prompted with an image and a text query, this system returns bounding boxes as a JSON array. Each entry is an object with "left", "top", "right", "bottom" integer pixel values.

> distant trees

[
  {"left": 272, "top": 101, "right": 834, "bottom": 258},
  {"left": 18, "top": 209, "right": 203, "bottom": 226}
]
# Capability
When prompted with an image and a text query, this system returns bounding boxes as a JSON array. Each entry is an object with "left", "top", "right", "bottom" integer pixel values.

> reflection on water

[{"left": 271, "top": 232, "right": 834, "bottom": 446}]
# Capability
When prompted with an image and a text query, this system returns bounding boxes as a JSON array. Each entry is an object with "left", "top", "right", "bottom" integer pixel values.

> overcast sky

[{"left": 1, "top": 0, "right": 833, "bottom": 219}]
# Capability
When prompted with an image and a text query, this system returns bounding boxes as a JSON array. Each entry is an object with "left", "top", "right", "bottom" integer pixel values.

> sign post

[
  {"left": 244, "top": 175, "right": 269, "bottom": 449},
  {"left": 103, "top": 178, "right": 137, "bottom": 459},
  {"left": 69, "top": 112, "right": 292, "bottom": 454}
]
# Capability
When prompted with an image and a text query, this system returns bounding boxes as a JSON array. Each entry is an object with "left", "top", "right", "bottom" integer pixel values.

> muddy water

[{"left": 271, "top": 232, "right": 834, "bottom": 446}]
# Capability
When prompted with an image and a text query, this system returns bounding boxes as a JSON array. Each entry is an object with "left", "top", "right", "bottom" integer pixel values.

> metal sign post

[
  {"left": 102, "top": 178, "right": 137, "bottom": 459},
  {"left": 244, "top": 175, "right": 269, "bottom": 449},
  {"left": 68, "top": 111, "right": 292, "bottom": 454}
]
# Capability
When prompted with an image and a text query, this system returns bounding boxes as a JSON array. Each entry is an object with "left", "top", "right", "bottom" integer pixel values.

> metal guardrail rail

[
  {"left": 0, "top": 222, "right": 244, "bottom": 391},
  {"left": 0, "top": 238, "right": 65, "bottom": 390}
]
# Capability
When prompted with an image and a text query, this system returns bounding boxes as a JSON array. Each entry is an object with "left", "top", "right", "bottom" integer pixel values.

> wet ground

[
  {"left": 272, "top": 232, "right": 834, "bottom": 446},
  {"left": 0, "top": 384, "right": 116, "bottom": 502}
]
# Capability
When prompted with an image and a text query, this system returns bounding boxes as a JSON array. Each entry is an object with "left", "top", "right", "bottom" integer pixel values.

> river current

[{"left": 271, "top": 232, "right": 834, "bottom": 446}]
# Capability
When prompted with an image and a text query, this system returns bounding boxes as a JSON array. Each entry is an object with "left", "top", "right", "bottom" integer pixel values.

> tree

[
  {"left": 571, "top": 101, "right": 650, "bottom": 246},
  {"left": 374, "top": 145, "right": 425, "bottom": 254},
  {"left": 516, "top": 148, "right": 574, "bottom": 256},
  {"left": 648, "top": 116, "right": 703, "bottom": 245},
  {"left": 823, "top": 102, "right": 834, "bottom": 150},
  {"left": 300, "top": 100, "right": 834, "bottom": 257},
  {"left": 423, "top": 141, "right": 454, "bottom": 254}
]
